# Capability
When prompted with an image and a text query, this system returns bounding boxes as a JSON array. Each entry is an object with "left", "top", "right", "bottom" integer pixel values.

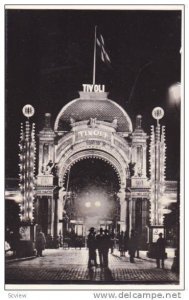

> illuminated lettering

[
  {"left": 82, "top": 84, "right": 105, "bottom": 93},
  {"left": 77, "top": 130, "right": 109, "bottom": 140},
  {"left": 93, "top": 130, "right": 99, "bottom": 136},
  {"left": 82, "top": 84, "right": 87, "bottom": 92},
  {"left": 78, "top": 131, "right": 84, "bottom": 138},
  {"left": 88, "top": 85, "right": 93, "bottom": 92}
]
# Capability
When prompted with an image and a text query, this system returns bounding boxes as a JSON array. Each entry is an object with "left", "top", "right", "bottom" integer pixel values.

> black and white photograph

[{"left": 4, "top": 5, "right": 184, "bottom": 290}]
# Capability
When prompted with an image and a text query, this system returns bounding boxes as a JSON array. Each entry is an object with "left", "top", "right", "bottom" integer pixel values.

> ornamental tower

[
  {"left": 149, "top": 107, "right": 166, "bottom": 226},
  {"left": 18, "top": 106, "right": 36, "bottom": 224}
]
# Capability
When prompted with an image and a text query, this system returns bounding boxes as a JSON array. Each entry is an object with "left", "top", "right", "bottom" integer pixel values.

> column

[
  {"left": 128, "top": 197, "right": 133, "bottom": 232},
  {"left": 143, "top": 145, "right": 147, "bottom": 177},
  {"left": 51, "top": 197, "right": 54, "bottom": 237},
  {"left": 49, "top": 143, "right": 55, "bottom": 162},
  {"left": 34, "top": 197, "right": 40, "bottom": 224},
  {"left": 58, "top": 187, "right": 67, "bottom": 237},
  {"left": 118, "top": 189, "right": 127, "bottom": 231},
  {"left": 38, "top": 143, "right": 43, "bottom": 174},
  {"left": 47, "top": 196, "right": 54, "bottom": 236},
  {"left": 57, "top": 197, "right": 63, "bottom": 236},
  {"left": 132, "top": 146, "right": 137, "bottom": 177}
]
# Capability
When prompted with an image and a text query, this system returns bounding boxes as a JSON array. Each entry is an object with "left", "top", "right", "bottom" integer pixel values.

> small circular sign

[
  {"left": 22, "top": 104, "right": 35, "bottom": 118},
  {"left": 152, "top": 107, "right": 164, "bottom": 120}
]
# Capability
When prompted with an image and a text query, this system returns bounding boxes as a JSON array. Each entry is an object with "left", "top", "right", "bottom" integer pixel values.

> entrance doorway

[{"left": 63, "top": 157, "right": 120, "bottom": 237}]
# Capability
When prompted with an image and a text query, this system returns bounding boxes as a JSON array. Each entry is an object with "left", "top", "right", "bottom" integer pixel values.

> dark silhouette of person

[
  {"left": 9, "top": 230, "right": 21, "bottom": 257},
  {"left": 119, "top": 231, "right": 125, "bottom": 257},
  {"left": 35, "top": 228, "right": 46, "bottom": 257},
  {"left": 96, "top": 228, "right": 104, "bottom": 267},
  {"left": 124, "top": 230, "right": 129, "bottom": 254},
  {"left": 156, "top": 233, "right": 166, "bottom": 268},
  {"left": 110, "top": 231, "right": 115, "bottom": 254},
  {"left": 119, "top": 231, "right": 127, "bottom": 256},
  {"left": 102, "top": 229, "right": 111, "bottom": 268},
  {"left": 128, "top": 229, "right": 137, "bottom": 263},
  {"left": 87, "top": 227, "right": 97, "bottom": 268},
  {"left": 70, "top": 229, "right": 76, "bottom": 247},
  {"left": 135, "top": 230, "right": 140, "bottom": 258}
]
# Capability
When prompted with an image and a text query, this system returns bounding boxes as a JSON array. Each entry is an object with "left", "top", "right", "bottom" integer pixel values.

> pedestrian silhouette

[
  {"left": 156, "top": 233, "right": 166, "bottom": 268},
  {"left": 124, "top": 230, "right": 129, "bottom": 254},
  {"left": 119, "top": 231, "right": 125, "bottom": 257},
  {"left": 87, "top": 227, "right": 97, "bottom": 268},
  {"left": 35, "top": 228, "right": 46, "bottom": 257},
  {"left": 135, "top": 230, "right": 140, "bottom": 258},
  {"left": 128, "top": 229, "right": 137, "bottom": 263},
  {"left": 110, "top": 231, "right": 115, "bottom": 254},
  {"left": 96, "top": 228, "right": 104, "bottom": 267},
  {"left": 102, "top": 229, "right": 111, "bottom": 268}
]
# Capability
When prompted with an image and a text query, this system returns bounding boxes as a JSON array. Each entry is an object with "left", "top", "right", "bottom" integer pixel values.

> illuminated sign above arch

[
  {"left": 75, "top": 129, "right": 111, "bottom": 141},
  {"left": 82, "top": 84, "right": 105, "bottom": 93}
]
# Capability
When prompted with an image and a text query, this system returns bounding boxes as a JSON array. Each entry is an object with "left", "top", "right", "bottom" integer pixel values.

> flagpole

[{"left": 93, "top": 26, "right": 97, "bottom": 85}]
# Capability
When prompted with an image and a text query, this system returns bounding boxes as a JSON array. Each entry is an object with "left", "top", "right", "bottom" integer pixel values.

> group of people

[
  {"left": 87, "top": 227, "right": 140, "bottom": 268},
  {"left": 87, "top": 228, "right": 166, "bottom": 269},
  {"left": 87, "top": 227, "right": 112, "bottom": 268},
  {"left": 35, "top": 227, "right": 166, "bottom": 270},
  {"left": 118, "top": 229, "right": 139, "bottom": 262}
]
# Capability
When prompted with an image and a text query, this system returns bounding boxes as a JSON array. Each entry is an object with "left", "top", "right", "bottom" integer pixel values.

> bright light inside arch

[
  {"left": 85, "top": 201, "right": 91, "bottom": 208},
  {"left": 94, "top": 201, "right": 101, "bottom": 207}
]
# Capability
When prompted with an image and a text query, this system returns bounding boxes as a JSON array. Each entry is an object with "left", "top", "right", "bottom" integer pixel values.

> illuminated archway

[
  {"left": 58, "top": 148, "right": 127, "bottom": 190},
  {"left": 61, "top": 157, "right": 121, "bottom": 234}
]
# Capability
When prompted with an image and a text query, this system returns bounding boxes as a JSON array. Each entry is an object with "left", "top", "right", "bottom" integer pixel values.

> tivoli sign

[
  {"left": 75, "top": 129, "right": 111, "bottom": 141},
  {"left": 82, "top": 84, "right": 105, "bottom": 93}
]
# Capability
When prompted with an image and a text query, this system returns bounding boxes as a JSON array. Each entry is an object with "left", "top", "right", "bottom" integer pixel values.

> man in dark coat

[
  {"left": 110, "top": 231, "right": 115, "bottom": 254},
  {"left": 156, "top": 233, "right": 166, "bottom": 268},
  {"left": 87, "top": 227, "right": 97, "bottom": 268},
  {"left": 102, "top": 229, "right": 111, "bottom": 268},
  {"left": 96, "top": 228, "right": 104, "bottom": 267},
  {"left": 135, "top": 231, "right": 140, "bottom": 258},
  {"left": 128, "top": 229, "right": 137, "bottom": 263},
  {"left": 119, "top": 231, "right": 125, "bottom": 257},
  {"left": 36, "top": 229, "right": 46, "bottom": 257}
]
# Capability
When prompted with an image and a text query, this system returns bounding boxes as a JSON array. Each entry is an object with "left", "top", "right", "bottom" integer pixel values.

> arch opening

[{"left": 62, "top": 157, "right": 121, "bottom": 236}]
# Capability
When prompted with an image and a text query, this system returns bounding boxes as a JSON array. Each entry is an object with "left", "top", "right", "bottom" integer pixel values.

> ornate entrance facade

[{"left": 35, "top": 88, "right": 150, "bottom": 247}]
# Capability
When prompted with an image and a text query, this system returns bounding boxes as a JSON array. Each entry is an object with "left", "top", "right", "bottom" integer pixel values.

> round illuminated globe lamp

[
  {"left": 22, "top": 104, "right": 35, "bottom": 118},
  {"left": 152, "top": 106, "right": 164, "bottom": 121}
]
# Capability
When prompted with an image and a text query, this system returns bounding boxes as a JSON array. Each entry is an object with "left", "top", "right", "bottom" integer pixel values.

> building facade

[{"left": 31, "top": 85, "right": 177, "bottom": 248}]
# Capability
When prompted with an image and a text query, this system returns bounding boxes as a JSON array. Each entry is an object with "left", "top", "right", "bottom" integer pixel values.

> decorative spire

[
  {"left": 18, "top": 106, "right": 36, "bottom": 223},
  {"left": 136, "top": 115, "right": 142, "bottom": 129},
  {"left": 44, "top": 113, "right": 52, "bottom": 129},
  {"left": 149, "top": 107, "right": 166, "bottom": 226}
]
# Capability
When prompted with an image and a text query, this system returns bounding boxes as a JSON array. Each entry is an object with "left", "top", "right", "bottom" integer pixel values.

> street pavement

[{"left": 5, "top": 248, "right": 179, "bottom": 285}]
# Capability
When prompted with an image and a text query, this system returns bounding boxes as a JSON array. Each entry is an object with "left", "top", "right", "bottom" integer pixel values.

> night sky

[{"left": 5, "top": 9, "right": 181, "bottom": 180}]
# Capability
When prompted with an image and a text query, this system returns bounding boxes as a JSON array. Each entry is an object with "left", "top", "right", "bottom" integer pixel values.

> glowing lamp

[
  {"left": 95, "top": 201, "right": 101, "bottom": 207},
  {"left": 168, "top": 82, "right": 181, "bottom": 106}
]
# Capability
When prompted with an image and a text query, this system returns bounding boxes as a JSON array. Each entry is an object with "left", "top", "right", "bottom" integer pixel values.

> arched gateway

[{"left": 35, "top": 86, "right": 150, "bottom": 248}]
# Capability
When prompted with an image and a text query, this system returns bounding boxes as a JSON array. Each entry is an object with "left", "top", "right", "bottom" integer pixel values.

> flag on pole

[{"left": 96, "top": 33, "right": 111, "bottom": 65}]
